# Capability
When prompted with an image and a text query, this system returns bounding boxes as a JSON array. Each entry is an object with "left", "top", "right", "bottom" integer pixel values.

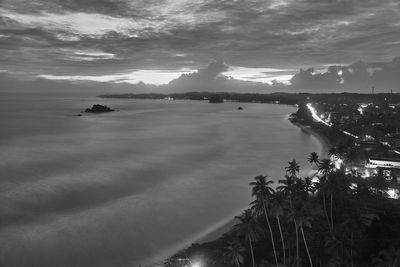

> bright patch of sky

[
  {"left": 38, "top": 69, "right": 193, "bottom": 85},
  {"left": 0, "top": 9, "right": 142, "bottom": 37},
  {"left": 224, "top": 67, "right": 296, "bottom": 84},
  {"left": 0, "top": 2, "right": 224, "bottom": 38},
  {"left": 63, "top": 50, "right": 117, "bottom": 61},
  {"left": 38, "top": 66, "right": 297, "bottom": 85}
]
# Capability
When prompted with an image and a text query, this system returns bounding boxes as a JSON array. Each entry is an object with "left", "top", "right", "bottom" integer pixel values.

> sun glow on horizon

[
  {"left": 38, "top": 69, "right": 193, "bottom": 85},
  {"left": 224, "top": 66, "right": 296, "bottom": 84},
  {"left": 37, "top": 66, "right": 296, "bottom": 85}
]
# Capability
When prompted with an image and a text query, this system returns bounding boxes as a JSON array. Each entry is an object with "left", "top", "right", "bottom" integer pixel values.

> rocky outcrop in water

[{"left": 85, "top": 104, "right": 114, "bottom": 113}]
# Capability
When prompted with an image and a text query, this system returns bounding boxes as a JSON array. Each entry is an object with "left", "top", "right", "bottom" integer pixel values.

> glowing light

[
  {"left": 342, "top": 130, "right": 359, "bottom": 138},
  {"left": 333, "top": 157, "right": 343, "bottom": 170},
  {"left": 191, "top": 261, "right": 203, "bottom": 267},
  {"left": 306, "top": 103, "right": 332, "bottom": 127},
  {"left": 307, "top": 103, "right": 359, "bottom": 138},
  {"left": 362, "top": 169, "right": 371, "bottom": 178},
  {"left": 387, "top": 189, "right": 398, "bottom": 199}
]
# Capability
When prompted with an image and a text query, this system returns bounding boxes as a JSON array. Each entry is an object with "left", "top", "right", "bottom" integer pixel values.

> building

[{"left": 366, "top": 157, "right": 400, "bottom": 169}]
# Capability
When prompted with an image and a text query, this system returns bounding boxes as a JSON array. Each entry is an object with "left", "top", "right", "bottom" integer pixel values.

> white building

[{"left": 366, "top": 157, "right": 400, "bottom": 169}]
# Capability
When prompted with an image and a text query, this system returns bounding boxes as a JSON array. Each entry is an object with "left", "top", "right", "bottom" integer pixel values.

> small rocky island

[{"left": 85, "top": 104, "right": 115, "bottom": 113}]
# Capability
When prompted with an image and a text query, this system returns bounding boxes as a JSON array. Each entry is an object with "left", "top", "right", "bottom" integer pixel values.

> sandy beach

[
  {"left": 163, "top": 118, "right": 332, "bottom": 263},
  {"left": 291, "top": 122, "right": 331, "bottom": 158}
]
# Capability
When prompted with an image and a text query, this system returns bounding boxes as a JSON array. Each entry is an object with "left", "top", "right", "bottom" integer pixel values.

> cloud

[
  {"left": 164, "top": 60, "right": 292, "bottom": 93},
  {"left": 37, "top": 69, "right": 193, "bottom": 85},
  {"left": 289, "top": 57, "right": 400, "bottom": 92},
  {"left": 167, "top": 60, "right": 228, "bottom": 89},
  {"left": 1, "top": 0, "right": 400, "bottom": 87},
  {"left": 0, "top": 9, "right": 141, "bottom": 37},
  {"left": 0, "top": 71, "right": 140, "bottom": 94},
  {"left": 63, "top": 50, "right": 117, "bottom": 61},
  {"left": 4, "top": 57, "right": 400, "bottom": 94}
]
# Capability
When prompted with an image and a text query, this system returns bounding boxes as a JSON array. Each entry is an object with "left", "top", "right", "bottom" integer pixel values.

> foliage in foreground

[{"left": 170, "top": 154, "right": 400, "bottom": 267}]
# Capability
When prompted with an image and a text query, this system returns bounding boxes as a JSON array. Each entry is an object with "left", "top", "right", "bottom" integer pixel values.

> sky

[{"left": 1, "top": 0, "right": 400, "bottom": 92}]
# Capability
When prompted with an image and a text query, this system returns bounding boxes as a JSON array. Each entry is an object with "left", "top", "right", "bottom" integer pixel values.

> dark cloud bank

[
  {"left": 2, "top": 0, "right": 400, "bottom": 76},
  {"left": 2, "top": 57, "right": 400, "bottom": 94},
  {"left": 166, "top": 57, "right": 400, "bottom": 93}
]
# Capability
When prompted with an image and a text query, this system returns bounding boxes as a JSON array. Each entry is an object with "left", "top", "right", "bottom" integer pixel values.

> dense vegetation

[
  {"left": 167, "top": 156, "right": 400, "bottom": 267},
  {"left": 100, "top": 92, "right": 400, "bottom": 106}
]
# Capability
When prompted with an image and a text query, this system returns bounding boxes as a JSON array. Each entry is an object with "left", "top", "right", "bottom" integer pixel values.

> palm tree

[
  {"left": 285, "top": 160, "right": 300, "bottom": 177},
  {"left": 308, "top": 152, "right": 320, "bottom": 167},
  {"left": 270, "top": 192, "right": 287, "bottom": 264},
  {"left": 277, "top": 175, "right": 298, "bottom": 201},
  {"left": 234, "top": 209, "right": 262, "bottom": 267},
  {"left": 222, "top": 239, "right": 245, "bottom": 267},
  {"left": 328, "top": 147, "right": 337, "bottom": 158},
  {"left": 250, "top": 175, "right": 279, "bottom": 266},
  {"left": 277, "top": 174, "right": 300, "bottom": 264},
  {"left": 303, "top": 176, "right": 315, "bottom": 195},
  {"left": 318, "top": 158, "right": 334, "bottom": 176},
  {"left": 316, "top": 158, "right": 334, "bottom": 232},
  {"left": 296, "top": 203, "right": 314, "bottom": 267}
]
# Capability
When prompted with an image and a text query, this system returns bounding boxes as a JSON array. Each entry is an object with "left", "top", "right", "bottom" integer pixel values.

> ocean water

[{"left": 0, "top": 93, "right": 322, "bottom": 267}]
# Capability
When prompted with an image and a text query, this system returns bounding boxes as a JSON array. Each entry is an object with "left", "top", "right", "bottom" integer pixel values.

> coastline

[
  {"left": 290, "top": 121, "right": 331, "bottom": 158},
  {"left": 161, "top": 118, "right": 332, "bottom": 264}
]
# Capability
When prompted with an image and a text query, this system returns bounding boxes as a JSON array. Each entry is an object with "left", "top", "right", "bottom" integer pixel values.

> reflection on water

[{"left": 0, "top": 94, "right": 322, "bottom": 267}]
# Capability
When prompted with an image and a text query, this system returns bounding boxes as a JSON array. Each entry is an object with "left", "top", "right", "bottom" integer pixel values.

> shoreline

[
  {"left": 160, "top": 118, "right": 332, "bottom": 264},
  {"left": 290, "top": 121, "right": 331, "bottom": 159}
]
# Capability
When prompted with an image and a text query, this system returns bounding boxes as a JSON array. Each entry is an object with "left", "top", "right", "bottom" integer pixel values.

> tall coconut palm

[
  {"left": 234, "top": 209, "right": 262, "bottom": 267},
  {"left": 296, "top": 204, "right": 314, "bottom": 267},
  {"left": 270, "top": 192, "right": 287, "bottom": 264},
  {"left": 325, "top": 171, "right": 350, "bottom": 232},
  {"left": 308, "top": 152, "right": 320, "bottom": 167},
  {"left": 277, "top": 174, "right": 300, "bottom": 264},
  {"left": 249, "top": 175, "right": 279, "bottom": 266},
  {"left": 318, "top": 158, "right": 334, "bottom": 176},
  {"left": 316, "top": 158, "right": 334, "bottom": 233},
  {"left": 277, "top": 175, "right": 298, "bottom": 202},
  {"left": 285, "top": 160, "right": 300, "bottom": 178},
  {"left": 222, "top": 239, "right": 245, "bottom": 267}
]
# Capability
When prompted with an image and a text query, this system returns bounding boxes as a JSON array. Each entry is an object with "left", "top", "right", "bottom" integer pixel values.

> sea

[{"left": 0, "top": 92, "right": 322, "bottom": 267}]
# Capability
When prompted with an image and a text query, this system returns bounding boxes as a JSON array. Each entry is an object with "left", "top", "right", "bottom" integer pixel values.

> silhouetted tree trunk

[
  {"left": 294, "top": 219, "right": 299, "bottom": 265},
  {"left": 263, "top": 203, "right": 279, "bottom": 266},
  {"left": 323, "top": 193, "right": 332, "bottom": 232},
  {"left": 301, "top": 226, "right": 313, "bottom": 267},
  {"left": 330, "top": 194, "right": 334, "bottom": 231},
  {"left": 276, "top": 216, "right": 286, "bottom": 264},
  {"left": 249, "top": 237, "right": 255, "bottom": 267}
]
